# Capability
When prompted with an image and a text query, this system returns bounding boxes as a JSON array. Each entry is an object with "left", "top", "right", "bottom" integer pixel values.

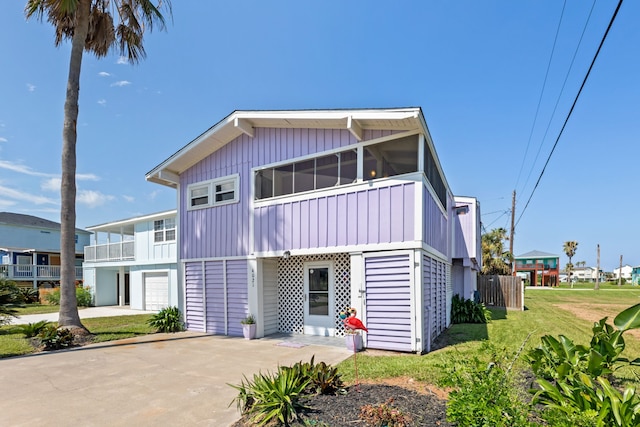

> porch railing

[
  {"left": 84, "top": 241, "right": 135, "bottom": 262},
  {"left": 0, "top": 264, "right": 83, "bottom": 281}
]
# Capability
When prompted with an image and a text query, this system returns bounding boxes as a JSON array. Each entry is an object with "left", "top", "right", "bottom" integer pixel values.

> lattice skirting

[{"left": 277, "top": 253, "right": 351, "bottom": 337}]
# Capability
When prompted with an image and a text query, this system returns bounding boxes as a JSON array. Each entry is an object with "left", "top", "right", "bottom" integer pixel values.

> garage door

[{"left": 145, "top": 272, "right": 169, "bottom": 311}]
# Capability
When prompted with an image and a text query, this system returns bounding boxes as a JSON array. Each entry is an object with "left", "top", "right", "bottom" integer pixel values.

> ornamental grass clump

[{"left": 147, "top": 306, "right": 184, "bottom": 333}]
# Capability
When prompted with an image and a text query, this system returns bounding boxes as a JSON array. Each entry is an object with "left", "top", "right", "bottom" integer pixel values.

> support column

[{"left": 118, "top": 266, "right": 125, "bottom": 306}]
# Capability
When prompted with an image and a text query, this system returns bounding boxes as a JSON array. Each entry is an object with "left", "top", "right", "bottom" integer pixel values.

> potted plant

[{"left": 240, "top": 314, "right": 256, "bottom": 340}]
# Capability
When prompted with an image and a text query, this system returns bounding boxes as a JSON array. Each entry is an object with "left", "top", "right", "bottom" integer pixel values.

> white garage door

[{"left": 145, "top": 272, "right": 169, "bottom": 311}]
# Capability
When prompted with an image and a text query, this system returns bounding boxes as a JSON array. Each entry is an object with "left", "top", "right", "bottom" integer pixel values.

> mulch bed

[{"left": 231, "top": 382, "right": 452, "bottom": 426}]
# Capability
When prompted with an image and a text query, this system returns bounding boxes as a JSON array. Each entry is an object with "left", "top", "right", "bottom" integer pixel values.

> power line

[
  {"left": 516, "top": 0, "right": 624, "bottom": 227},
  {"left": 514, "top": 0, "right": 567, "bottom": 190},
  {"left": 519, "top": 0, "right": 598, "bottom": 195}
]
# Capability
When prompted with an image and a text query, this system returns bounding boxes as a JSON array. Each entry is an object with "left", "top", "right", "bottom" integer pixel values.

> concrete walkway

[
  {"left": 9, "top": 306, "right": 158, "bottom": 325},
  {"left": 0, "top": 332, "right": 352, "bottom": 426}
]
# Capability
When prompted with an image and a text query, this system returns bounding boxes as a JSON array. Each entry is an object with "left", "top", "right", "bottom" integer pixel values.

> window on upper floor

[
  {"left": 187, "top": 174, "right": 240, "bottom": 210},
  {"left": 363, "top": 135, "right": 418, "bottom": 181},
  {"left": 253, "top": 133, "right": 446, "bottom": 206},
  {"left": 255, "top": 149, "right": 357, "bottom": 200},
  {"left": 154, "top": 218, "right": 176, "bottom": 242}
]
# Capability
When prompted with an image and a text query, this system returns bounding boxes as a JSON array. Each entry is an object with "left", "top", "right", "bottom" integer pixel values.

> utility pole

[
  {"left": 510, "top": 190, "right": 516, "bottom": 275},
  {"left": 618, "top": 255, "right": 623, "bottom": 287},
  {"left": 595, "top": 244, "right": 600, "bottom": 291}
]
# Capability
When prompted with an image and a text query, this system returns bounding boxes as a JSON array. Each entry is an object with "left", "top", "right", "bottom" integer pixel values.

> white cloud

[
  {"left": 77, "top": 190, "right": 115, "bottom": 207},
  {"left": 0, "top": 137, "right": 7, "bottom": 143},
  {"left": 111, "top": 80, "right": 131, "bottom": 87},
  {"left": 0, "top": 160, "right": 51, "bottom": 177},
  {"left": 76, "top": 173, "right": 100, "bottom": 181},
  {"left": 148, "top": 190, "right": 160, "bottom": 200},
  {"left": 116, "top": 56, "right": 128, "bottom": 65},
  {"left": 98, "top": 71, "right": 111, "bottom": 77},
  {"left": 97, "top": 99, "right": 107, "bottom": 106},
  {"left": 41, "top": 178, "right": 61, "bottom": 192},
  {"left": 123, "top": 195, "right": 135, "bottom": 202},
  {"left": 0, "top": 185, "right": 57, "bottom": 205},
  {"left": 26, "top": 83, "right": 36, "bottom": 92},
  {"left": 0, "top": 199, "right": 16, "bottom": 208}
]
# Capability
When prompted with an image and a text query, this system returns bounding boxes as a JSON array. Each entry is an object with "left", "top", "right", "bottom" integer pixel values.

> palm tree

[
  {"left": 481, "top": 228, "right": 513, "bottom": 275},
  {"left": 25, "top": 0, "right": 172, "bottom": 330},
  {"left": 563, "top": 241, "right": 578, "bottom": 287}
]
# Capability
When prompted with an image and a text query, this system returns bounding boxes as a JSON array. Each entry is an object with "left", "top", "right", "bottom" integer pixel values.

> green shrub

[
  {"left": 439, "top": 342, "right": 531, "bottom": 427},
  {"left": 282, "top": 356, "right": 345, "bottom": 395},
  {"left": 147, "top": 306, "right": 184, "bottom": 333},
  {"left": 451, "top": 294, "right": 491, "bottom": 324},
  {"left": 230, "top": 368, "right": 310, "bottom": 426},
  {"left": 0, "top": 278, "right": 23, "bottom": 324},
  {"left": 45, "top": 286, "right": 93, "bottom": 307},
  {"left": 38, "top": 325, "right": 74, "bottom": 350},
  {"left": 229, "top": 357, "right": 344, "bottom": 426},
  {"left": 527, "top": 302, "right": 640, "bottom": 426},
  {"left": 360, "top": 398, "right": 412, "bottom": 427},
  {"left": 14, "top": 320, "right": 51, "bottom": 338},
  {"left": 18, "top": 287, "right": 39, "bottom": 304}
]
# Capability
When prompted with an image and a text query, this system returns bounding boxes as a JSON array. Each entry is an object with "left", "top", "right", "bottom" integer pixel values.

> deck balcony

[
  {"left": 84, "top": 241, "right": 135, "bottom": 262},
  {"left": 0, "top": 264, "right": 83, "bottom": 282}
]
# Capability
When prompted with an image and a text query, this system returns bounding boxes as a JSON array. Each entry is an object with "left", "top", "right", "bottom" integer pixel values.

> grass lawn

[
  {"left": 337, "top": 287, "right": 640, "bottom": 385},
  {"left": 0, "top": 313, "right": 155, "bottom": 358},
  {"left": 14, "top": 304, "right": 68, "bottom": 315}
]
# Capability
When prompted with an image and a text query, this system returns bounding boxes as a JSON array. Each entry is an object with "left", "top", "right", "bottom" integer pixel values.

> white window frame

[
  {"left": 187, "top": 174, "right": 240, "bottom": 211},
  {"left": 154, "top": 218, "right": 176, "bottom": 243}
]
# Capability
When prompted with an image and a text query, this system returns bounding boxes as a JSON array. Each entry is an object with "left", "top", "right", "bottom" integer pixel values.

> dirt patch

[{"left": 555, "top": 303, "right": 640, "bottom": 340}]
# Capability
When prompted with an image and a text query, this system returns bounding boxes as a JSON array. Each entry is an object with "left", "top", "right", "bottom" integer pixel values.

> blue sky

[{"left": 0, "top": 1, "right": 638, "bottom": 271}]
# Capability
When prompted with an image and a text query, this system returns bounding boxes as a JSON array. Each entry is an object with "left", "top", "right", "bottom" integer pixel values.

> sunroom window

[{"left": 363, "top": 135, "right": 418, "bottom": 181}]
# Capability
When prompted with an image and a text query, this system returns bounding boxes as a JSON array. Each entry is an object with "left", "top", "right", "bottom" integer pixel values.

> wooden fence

[{"left": 477, "top": 275, "right": 524, "bottom": 310}]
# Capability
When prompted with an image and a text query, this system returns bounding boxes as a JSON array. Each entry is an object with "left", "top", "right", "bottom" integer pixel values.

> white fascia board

[
  {"left": 86, "top": 209, "right": 177, "bottom": 231},
  {"left": 234, "top": 117, "right": 255, "bottom": 137}
]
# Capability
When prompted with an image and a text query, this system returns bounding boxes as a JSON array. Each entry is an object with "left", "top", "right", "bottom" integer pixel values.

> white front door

[{"left": 303, "top": 262, "right": 335, "bottom": 336}]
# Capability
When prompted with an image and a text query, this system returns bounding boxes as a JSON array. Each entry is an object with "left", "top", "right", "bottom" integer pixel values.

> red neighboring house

[{"left": 514, "top": 250, "right": 559, "bottom": 287}]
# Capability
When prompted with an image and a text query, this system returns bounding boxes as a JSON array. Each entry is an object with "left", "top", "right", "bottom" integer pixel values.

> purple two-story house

[{"left": 146, "top": 108, "right": 481, "bottom": 353}]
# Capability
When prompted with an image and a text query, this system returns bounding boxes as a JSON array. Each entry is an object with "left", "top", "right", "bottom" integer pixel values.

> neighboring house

[
  {"left": 613, "top": 264, "right": 633, "bottom": 281},
  {"left": 631, "top": 266, "right": 640, "bottom": 286},
  {"left": 572, "top": 266, "right": 598, "bottom": 282},
  {"left": 82, "top": 210, "right": 178, "bottom": 311},
  {"left": 146, "top": 108, "right": 481, "bottom": 353},
  {"left": 0, "top": 212, "right": 89, "bottom": 288},
  {"left": 514, "top": 250, "right": 559, "bottom": 287}
]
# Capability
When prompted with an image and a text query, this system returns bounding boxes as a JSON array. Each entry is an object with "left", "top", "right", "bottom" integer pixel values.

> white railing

[
  {"left": 0, "top": 265, "right": 83, "bottom": 280},
  {"left": 84, "top": 241, "right": 135, "bottom": 262}
]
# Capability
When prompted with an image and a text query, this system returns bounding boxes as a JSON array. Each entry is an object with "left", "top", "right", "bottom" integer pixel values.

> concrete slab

[{"left": 0, "top": 332, "right": 352, "bottom": 426}]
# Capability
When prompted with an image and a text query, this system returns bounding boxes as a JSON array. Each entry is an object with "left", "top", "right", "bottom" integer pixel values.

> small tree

[
  {"left": 563, "top": 241, "right": 578, "bottom": 288},
  {"left": 481, "top": 228, "right": 512, "bottom": 275}
]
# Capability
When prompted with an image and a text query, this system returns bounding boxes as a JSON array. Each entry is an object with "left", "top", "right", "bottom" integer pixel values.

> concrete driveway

[{"left": 0, "top": 332, "right": 352, "bottom": 426}]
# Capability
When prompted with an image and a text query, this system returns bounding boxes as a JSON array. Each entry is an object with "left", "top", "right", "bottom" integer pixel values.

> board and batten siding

[
  {"left": 254, "top": 183, "right": 415, "bottom": 253},
  {"left": 180, "top": 128, "right": 398, "bottom": 260},
  {"left": 422, "top": 186, "right": 448, "bottom": 256},
  {"left": 184, "top": 259, "right": 249, "bottom": 336},
  {"left": 262, "top": 259, "right": 279, "bottom": 335},
  {"left": 364, "top": 253, "right": 413, "bottom": 352},
  {"left": 184, "top": 262, "right": 205, "bottom": 332}
]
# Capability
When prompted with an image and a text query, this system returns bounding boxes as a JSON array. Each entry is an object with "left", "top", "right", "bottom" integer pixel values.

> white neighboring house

[
  {"left": 82, "top": 210, "right": 178, "bottom": 311},
  {"left": 573, "top": 266, "right": 597, "bottom": 282},
  {"left": 613, "top": 264, "right": 633, "bottom": 281}
]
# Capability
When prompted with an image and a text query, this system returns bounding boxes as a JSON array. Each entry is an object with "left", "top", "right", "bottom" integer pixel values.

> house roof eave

[{"left": 145, "top": 107, "right": 427, "bottom": 188}]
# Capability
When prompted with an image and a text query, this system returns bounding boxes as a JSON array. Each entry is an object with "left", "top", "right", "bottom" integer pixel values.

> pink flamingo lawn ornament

[{"left": 340, "top": 307, "right": 367, "bottom": 389}]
